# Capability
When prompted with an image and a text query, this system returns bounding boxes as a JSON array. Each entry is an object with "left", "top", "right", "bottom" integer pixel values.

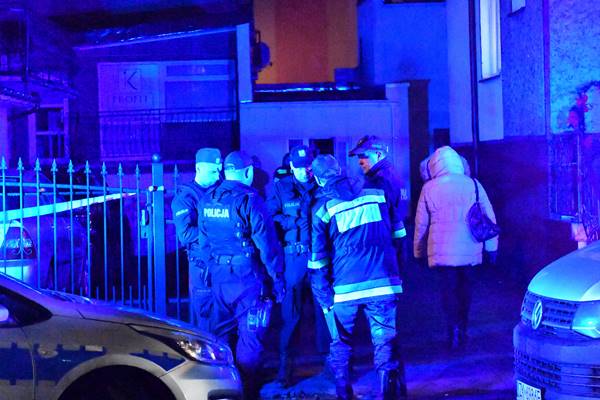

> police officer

[
  {"left": 267, "top": 145, "right": 330, "bottom": 387},
  {"left": 198, "top": 150, "right": 285, "bottom": 399},
  {"left": 309, "top": 154, "right": 406, "bottom": 400},
  {"left": 273, "top": 152, "right": 291, "bottom": 183},
  {"left": 171, "top": 148, "right": 222, "bottom": 331}
]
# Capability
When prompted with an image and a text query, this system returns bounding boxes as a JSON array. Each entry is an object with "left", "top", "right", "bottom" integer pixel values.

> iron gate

[{"left": 0, "top": 155, "right": 191, "bottom": 320}]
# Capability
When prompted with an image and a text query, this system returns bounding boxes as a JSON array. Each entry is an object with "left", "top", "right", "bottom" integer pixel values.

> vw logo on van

[{"left": 531, "top": 300, "right": 544, "bottom": 330}]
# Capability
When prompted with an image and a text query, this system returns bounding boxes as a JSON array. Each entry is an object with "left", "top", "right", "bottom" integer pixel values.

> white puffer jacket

[{"left": 413, "top": 146, "right": 498, "bottom": 267}]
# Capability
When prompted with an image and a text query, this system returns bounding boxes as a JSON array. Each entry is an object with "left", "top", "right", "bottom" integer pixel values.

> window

[
  {"left": 35, "top": 107, "right": 67, "bottom": 160},
  {"left": 479, "top": 0, "right": 502, "bottom": 79},
  {"left": 309, "top": 138, "right": 335, "bottom": 156}
]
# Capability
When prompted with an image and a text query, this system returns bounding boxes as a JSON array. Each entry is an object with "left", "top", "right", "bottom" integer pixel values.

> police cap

[
  {"left": 348, "top": 135, "right": 388, "bottom": 157},
  {"left": 224, "top": 151, "right": 253, "bottom": 171},
  {"left": 196, "top": 148, "right": 221, "bottom": 164},
  {"left": 311, "top": 154, "right": 341, "bottom": 180},
  {"left": 289, "top": 145, "right": 314, "bottom": 168}
]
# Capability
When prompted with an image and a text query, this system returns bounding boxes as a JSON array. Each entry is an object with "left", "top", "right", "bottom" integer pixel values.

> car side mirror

[{"left": 0, "top": 304, "right": 10, "bottom": 323}]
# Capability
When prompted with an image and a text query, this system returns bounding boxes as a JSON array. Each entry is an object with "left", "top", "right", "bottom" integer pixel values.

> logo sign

[{"left": 531, "top": 300, "right": 544, "bottom": 330}]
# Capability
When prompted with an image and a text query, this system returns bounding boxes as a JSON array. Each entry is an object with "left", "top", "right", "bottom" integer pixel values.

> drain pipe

[{"left": 468, "top": 0, "right": 480, "bottom": 178}]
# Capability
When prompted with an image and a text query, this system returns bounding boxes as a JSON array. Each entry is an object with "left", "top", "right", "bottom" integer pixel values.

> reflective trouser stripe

[
  {"left": 333, "top": 284, "right": 403, "bottom": 303},
  {"left": 393, "top": 228, "right": 407, "bottom": 238},
  {"left": 308, "top": 258, "right": 330, "bottom": 269}
]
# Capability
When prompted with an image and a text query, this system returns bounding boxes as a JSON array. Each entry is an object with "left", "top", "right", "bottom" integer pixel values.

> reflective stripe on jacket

[{"left": 309, "top": 176, "right": 402, "bottom": 307}]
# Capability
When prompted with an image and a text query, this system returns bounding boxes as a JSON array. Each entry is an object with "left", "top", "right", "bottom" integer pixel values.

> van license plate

[{"left": 517, "top": 380, "right": 542, "bottom": 400}]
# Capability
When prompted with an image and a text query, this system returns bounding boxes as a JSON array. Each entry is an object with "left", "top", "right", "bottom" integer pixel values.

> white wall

[
  {"left": 446, "top": 0, "right": 504, "bottom": 143},
  {"left": 446, "top": 0, "right": 472, "bottom": 143},
  {"left": 358, "top": 0, "right": 449, "bottom": 134},
  {"left": 240, "top": 88, "right": 410, "bottom": 199},
  {"left": 478, "top": 78, "right": 504, "bottom": 141}
]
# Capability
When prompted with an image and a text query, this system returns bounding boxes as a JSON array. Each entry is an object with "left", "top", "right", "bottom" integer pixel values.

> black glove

[
  {"left": 485, "top": 250, "right": 498, "bottom": 266},
  {"left": 415, "top": 257, "right": 428, "bottom": 269}
]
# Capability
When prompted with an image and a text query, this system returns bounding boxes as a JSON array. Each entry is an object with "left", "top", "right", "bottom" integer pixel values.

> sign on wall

[{"left": 98, "top": 63, "right": 162, "bottom": 112}]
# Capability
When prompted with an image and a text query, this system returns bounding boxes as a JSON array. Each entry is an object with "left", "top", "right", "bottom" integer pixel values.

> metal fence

[{"left": 0, "top": 155, "right": 193, "bottom": 321}]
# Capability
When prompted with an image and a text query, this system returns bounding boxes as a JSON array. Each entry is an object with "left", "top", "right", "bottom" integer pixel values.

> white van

[{"left": 514, "top": 240, "right": 600, "bottom": 399}]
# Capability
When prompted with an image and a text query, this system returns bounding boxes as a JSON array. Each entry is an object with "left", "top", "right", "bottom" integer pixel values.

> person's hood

[
  {"left": 528, "top": 240, "right": 600, "bottom": 302},
  {"left": 323, "top": 175, "right": 362, "bottom": 201},
  {"left": 420, "top": 152, "right": 471, "bottom": 181},
  {"left": 428, "top": 146, "right": 465, "bottom": 178}
]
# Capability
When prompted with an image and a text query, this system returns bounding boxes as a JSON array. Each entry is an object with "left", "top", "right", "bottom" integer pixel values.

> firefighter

[
  {"left": 309, "top": 154, "right": 407, "bottom": 400},
  {"left": 171, "top": 147, "right": 222, "bottom": 331},
  {"left": 198, "top": 150, "right": 285, "bottom": 399},
  {"left": 348, "top": 135, "right": 408, "bottom": 244},
  {"left": 267, "top": 145, "right": 330, "bottom": 387}
]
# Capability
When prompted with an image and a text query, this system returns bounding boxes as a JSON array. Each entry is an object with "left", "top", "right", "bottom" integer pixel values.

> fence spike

[
  {"left": 101, "top": 162, "right": 107, "bottom": 176},
  {"left": 135, "top": 164, "right": 140, "bottom": 178},
  {"left": 34, "top": 158, "right": 41, "bottom": 172},
  {"left": 67, "top": 160, "right": 74, "bottom": 174},
  {"left": 51, "top": 159, "right": 58, "bottom": 173},
  {"left": 17, "top": 158, "right": 23, "bottom": 171},
  {"left": 84, "top": 160, "right": 91, "bottom": 175},
  {"left": 173, "top": 164, "right": 179, "bottom": 179},
  {"left": 118, "top": 163, "right": 124, "bottom": 176},
  {"left": 1, "top": 157, "right": 6, "bottom": 170}
]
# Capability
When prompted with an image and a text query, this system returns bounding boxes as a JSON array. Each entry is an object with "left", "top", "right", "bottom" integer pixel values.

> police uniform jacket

[
  {"left": 171, "top": 181, "right": 214, "bottom": 257},
  {"left": 267, "top": 175, "right": 316, "bottom": 247},
  {"left": 198, "top": 180, "right": 283, "bottom": 284},
  {"left": 364, "top": 159, "right": 408, "bottom": 240},
  {"left": 309, "top": 175, "right": 403, "bottom": 309},
  {"left": 414, "top": 146, "right": 498, "bottom": 267}
]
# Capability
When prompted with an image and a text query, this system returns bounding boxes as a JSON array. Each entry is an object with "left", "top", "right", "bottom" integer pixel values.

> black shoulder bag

[{"left": 467, "top": 178, "right": 500, "bottom": 242}]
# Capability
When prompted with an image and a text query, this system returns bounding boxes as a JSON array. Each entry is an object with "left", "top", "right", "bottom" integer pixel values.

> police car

[
  {"left": 514, "top": 240, "right": 600, "bottom": 400},
  {"left": 0, "top": 272, "right": 242, "bottom": 400}
]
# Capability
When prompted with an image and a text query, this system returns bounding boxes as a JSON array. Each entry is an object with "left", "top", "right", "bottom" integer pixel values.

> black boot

[
  {"left": 239, "top": 365, "right": 263, "bottom": 400},
  {"left": 335, "top": 370, "right": 353, "bottom": 400},
  {"left": 276, "top": 354, "right": 292, "bottom": 387},
  {"left": 379, "top": 369, "right": 407, "bottom": 400},
  {"left": 336, "top": 384, "right": 353, "bottom": 400}
]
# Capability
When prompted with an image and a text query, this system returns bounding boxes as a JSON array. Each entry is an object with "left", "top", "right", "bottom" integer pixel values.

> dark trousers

[
  {"left": 189, "top": 257, "right": 212, "bottom": 332},
  {"left": 280, "top": 252, "right": 330, "bottom": 358},
  {"left": 209, "top": 278, "right": 265, "bottom": 398},
  {"left": 436, "top": 266, "right": 475, "bottom": 333},
  {"left": 329, "top": 299, "right": 400, "bottom": 386}
]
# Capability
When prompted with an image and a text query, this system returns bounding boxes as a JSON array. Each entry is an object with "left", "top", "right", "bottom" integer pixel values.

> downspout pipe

[{"left": 468, "top": 0, "right": 480, "bottom": 178}]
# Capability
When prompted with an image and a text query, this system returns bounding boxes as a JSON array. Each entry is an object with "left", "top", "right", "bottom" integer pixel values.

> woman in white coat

[{"left": 414, "top": 146, "right": 498, "bottom": 348}]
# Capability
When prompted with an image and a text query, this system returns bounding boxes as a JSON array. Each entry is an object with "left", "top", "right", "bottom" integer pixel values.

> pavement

[{"left": 258, "top": 262, "right": 524, "bottom": 400}]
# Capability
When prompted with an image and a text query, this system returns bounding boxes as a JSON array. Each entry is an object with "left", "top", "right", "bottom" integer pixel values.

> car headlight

[
  {"left": 572, "top": 301, "right": 600, "bottom": 339},
  {"left": 131, "top": 325, "right": 234, "bottom": 365}
]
